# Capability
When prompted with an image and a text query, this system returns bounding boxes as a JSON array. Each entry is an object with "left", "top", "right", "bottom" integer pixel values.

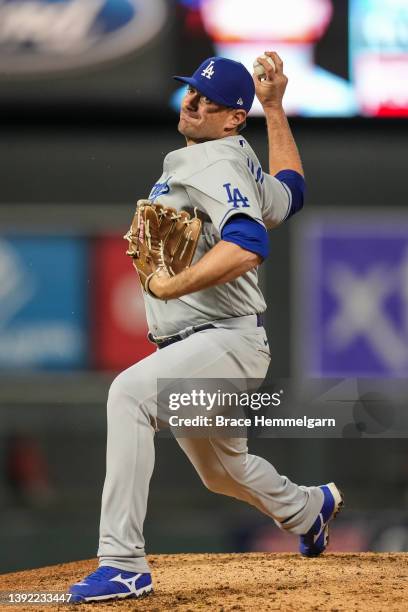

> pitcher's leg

[
  {"left": 177, "top": 436, "right": 323, "bottom": 535},
  {"left": 98, "top": 367, "right": 157, "bottom": 574},
  {"left": 96, "top": 326, "right": 271, "bottom": 571},
  {"left": 96, "top": 330, "right": 238, "bottom": 573}
]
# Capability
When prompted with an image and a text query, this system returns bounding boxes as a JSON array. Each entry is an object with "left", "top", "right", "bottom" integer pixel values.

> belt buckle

[{"left": 147, "top": 331, "right": 171, "bottom": 347}]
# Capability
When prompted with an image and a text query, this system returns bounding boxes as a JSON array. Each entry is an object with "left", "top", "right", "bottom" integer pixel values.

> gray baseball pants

[{"left": 98, "top": 318, "right": 324, "bottom": 573}]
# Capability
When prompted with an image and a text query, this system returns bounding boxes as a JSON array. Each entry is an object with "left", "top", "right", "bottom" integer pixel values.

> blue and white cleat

[
  {"left": 69, "top": 566, "right": 153, "bottom": 603},
  {"left": 300, "top": 482, "right": 344, "bottom": 558}
]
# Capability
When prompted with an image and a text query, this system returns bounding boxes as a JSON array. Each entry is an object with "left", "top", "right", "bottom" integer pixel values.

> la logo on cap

[
  {"left": 201, "top": 60, "right": 215, "bottom": 79},
  {"left": 237, "top": 97, "right": 244, "bottom": 105}
]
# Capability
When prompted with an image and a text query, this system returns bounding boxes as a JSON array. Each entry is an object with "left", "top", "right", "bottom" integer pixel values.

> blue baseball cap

[{"left": 174, "top": 57, "right": 255, "bottom": 113}]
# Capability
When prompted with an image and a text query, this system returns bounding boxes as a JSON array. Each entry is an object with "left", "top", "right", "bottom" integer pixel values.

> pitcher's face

[{"left": 178, "top": 86, "right": 246, "bottom": 144}]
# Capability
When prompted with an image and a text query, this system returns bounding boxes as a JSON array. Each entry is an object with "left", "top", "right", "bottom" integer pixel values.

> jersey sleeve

[
  {"left": 262, "top": 170, "right": 305, "bottom": 228},
  {"left": 261, "top": 173, "right": 292, "bottom": 228},
  {"left": 221, "top": 214, "right": 269, "bottom": 259},
  {"left": 184, "top": 159, "right": 264, "bottom": 232}
]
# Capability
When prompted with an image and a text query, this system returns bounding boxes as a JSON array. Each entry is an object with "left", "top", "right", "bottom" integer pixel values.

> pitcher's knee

[
  {"left": 108, "top": 371, "right": 132, "bottom": 403},
  {"left": 107, "top": 368, "right": 153, "bottom": 419},
  {"left": 200, "top": 466, "right": 237, "bottom": 496}
]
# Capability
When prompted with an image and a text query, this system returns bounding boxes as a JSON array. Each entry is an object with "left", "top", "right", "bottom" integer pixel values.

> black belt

[{"left": 148, "top": 313, "right": 265, "bottom": 350}]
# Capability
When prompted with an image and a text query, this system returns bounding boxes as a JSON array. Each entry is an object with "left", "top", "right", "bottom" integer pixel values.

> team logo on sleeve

[
  {"left": 223, "top": 183, "right": 249, "bottom": 208},
  {"left": 149, "top": 177, "right": 171, "bottom": 201}
]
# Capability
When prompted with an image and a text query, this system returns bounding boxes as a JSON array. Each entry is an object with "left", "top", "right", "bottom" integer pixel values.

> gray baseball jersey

[{"left": 144, "top": 135, "right": 291, "bottom": 337}]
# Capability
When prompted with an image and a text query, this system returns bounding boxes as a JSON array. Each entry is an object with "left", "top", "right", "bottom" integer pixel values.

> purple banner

[{"left": 297, "top": 217, "right": 408, "bottom": 377}]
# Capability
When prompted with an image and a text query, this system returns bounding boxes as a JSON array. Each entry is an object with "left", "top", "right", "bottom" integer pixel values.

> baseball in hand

[{"left": 253, "top": 54, "right": 275, "bottom": 79}]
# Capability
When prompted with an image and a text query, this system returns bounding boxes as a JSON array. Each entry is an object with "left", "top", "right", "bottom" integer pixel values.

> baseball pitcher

[{"left": 69, "top": 52, "right": 343, "bottom": 603}]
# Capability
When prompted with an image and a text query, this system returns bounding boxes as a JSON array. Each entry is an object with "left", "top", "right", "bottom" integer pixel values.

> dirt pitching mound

[{"left": 0, "top": 553, "right": 407, "bottom": 611}]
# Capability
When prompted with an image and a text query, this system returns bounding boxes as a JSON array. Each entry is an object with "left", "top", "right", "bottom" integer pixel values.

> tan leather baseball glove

[{"left": 123, "top": 200, "right": 202, "bottom": 297}]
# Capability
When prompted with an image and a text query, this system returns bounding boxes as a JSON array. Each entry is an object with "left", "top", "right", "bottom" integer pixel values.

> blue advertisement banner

[
  {"left": 295, "top": 215, "right": 408, "bottom": 377},
  {"left": 0, "top": 237, "right": 88, "bottom": 370},
  {"left": 0, "top": 0, "right": 167, "bottom": 76}
]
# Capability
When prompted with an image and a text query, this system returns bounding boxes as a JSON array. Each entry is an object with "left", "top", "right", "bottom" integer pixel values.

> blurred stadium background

[{"left": 0, "top": 0, "right": 408, "bottom": 573}]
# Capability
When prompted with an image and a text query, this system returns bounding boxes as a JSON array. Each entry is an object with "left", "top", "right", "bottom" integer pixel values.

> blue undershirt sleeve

[
  {"left": 275, "top": 169, "right": 306, "bottom": 219},
  {"left": 221, "top": 214, "right": 269, "bottom": 260}
]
